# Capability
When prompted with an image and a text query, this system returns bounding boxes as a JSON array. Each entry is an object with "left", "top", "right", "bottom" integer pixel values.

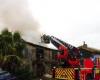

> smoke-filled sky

[
  {"left": 28, "top": 0, "right": 100, "bottom": 49},
  {"left": 0, "top": 0, "right": 100, "bottom": 49},
  {"left": 0, "top": 0, "right": 42, "bottom": 45}
]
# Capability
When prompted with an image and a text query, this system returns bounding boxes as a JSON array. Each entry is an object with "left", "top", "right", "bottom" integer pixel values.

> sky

[
  {"left": 27, "top": 0, "right": 100, "bottom": 49},
  {"left": 0, "top": 0, "right": 41, "bottom": 45},
  {"left": 0, "top": 0, "right": 100, "bottom": 49}
]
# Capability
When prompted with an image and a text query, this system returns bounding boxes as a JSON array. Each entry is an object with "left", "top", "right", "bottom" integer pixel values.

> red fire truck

[{"left": 41, "top": 34, "right": 100, "bottom": 80}]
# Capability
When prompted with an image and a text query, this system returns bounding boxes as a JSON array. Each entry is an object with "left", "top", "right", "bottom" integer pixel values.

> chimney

[{"left": 83, "top": 41, "right": 87, "bottom": 48}]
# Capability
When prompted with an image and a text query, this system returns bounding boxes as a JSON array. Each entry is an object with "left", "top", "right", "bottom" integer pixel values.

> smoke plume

[{"left": 0, "top": 0, "right": 41, "bottom": 45}]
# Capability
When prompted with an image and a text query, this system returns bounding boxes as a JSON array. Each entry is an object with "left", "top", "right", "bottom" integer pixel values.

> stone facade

[{"left": 24, "top": 42, "right": 58, "bottom": 77}]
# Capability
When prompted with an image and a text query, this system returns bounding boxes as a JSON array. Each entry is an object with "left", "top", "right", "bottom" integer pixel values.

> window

[{"left": 36, "top": 48, "right": 44, "bottom": 60}]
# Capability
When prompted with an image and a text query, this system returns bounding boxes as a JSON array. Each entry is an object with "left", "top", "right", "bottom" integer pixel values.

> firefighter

[{"left": 52, "top": 66, "right": 56, "bottom": 78}]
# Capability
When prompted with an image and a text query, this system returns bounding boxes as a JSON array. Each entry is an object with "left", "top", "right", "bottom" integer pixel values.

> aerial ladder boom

[
  {"left": 53, "top": 36, "right": 80, "bottom": 57},
  {"left": 41, "top": 35, "right": 68, "bottom": 60},
  {"left": 41, "top": 34, "right": 80, "bottom": 67},
  {"left": 52, "top": 36, "right": 80, "bottom": 67}
]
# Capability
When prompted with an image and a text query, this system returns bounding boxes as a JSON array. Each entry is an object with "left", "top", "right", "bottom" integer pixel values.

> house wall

[{"left": 24, "top": 43, "right": 58, "bottom": 77}]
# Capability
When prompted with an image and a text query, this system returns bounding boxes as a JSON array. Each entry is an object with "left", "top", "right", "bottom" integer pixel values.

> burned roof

[{"left": 25, "top": 41, "right": 58, "bottom": 52}]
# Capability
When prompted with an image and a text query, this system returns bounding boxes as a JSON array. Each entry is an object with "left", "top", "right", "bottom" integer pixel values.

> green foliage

[
  {"left": 0, "top": 29, "right": 33, "bottom": 80},
  {"left": 15, "top": 64, "right": 34, "bottom": 80},
  {"left": 0, "top": 29, "right": 25, "bottom": 57},
  {"left": 2, "top": 56, "right": 33, "bottom": 80}
]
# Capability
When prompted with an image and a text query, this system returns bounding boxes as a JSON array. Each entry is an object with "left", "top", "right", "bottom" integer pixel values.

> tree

[
  {"left": 13, "top": 32, "right": 25, "bottom": 57},
  {"left": 0, "top": 29, "right": 25, "bottom": 57},
  {"left": 0, "top": 29, "right": 25, "bottom": 70},
  {"left": 0, "top": 29, "right": 13, "bottom": 55},
  {"left": 0, "top": 29, "right": 33, "bottom": 80}
]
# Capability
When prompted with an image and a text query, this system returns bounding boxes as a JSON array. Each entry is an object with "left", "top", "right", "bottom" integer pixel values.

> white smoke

[{"left": 0, "top": 0, "right": 42, "bottom": 45}]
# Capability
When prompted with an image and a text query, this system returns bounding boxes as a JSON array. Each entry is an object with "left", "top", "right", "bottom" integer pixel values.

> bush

[{"left": 15, "top": 64, "right": 34, "bottom": 80}]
